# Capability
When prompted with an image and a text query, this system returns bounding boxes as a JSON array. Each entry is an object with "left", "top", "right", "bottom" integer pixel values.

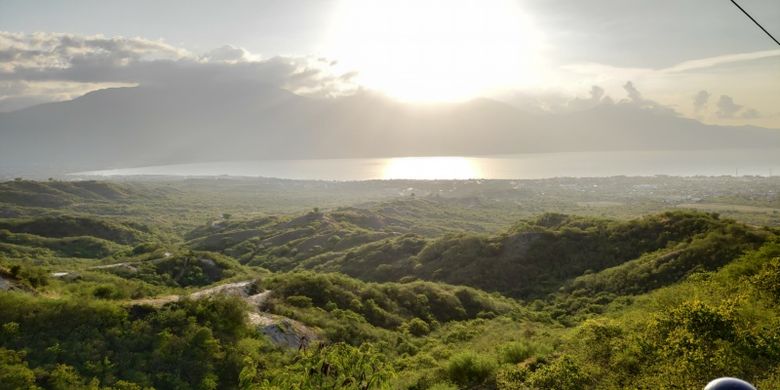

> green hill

[
  {"left": 215, "top": 210, "right": 769, "bottom": 300},
  {"left": 1, "top": 180, "right": 780, "bottom": 389},
  {"left": 0, "top": 180, "right": 133, "bottom": 208},
  {"left": 103, "top": 251, "right": 246, "bottom": 287},
  {"left": 0, "top": 229, "right": 123, "bottom": 259},
  {"left": 0, "top": 215, "right": 149, "bottom": 245}
]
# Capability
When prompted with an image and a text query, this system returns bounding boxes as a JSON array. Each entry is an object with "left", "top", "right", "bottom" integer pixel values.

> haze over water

[{"left": 74, "top": 149, "right": 780, "bottom": 181}]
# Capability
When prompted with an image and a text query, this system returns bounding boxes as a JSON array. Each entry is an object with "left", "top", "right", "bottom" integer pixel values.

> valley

[{"left": 1, "top": 176, "right": 779, "bottom": 388}]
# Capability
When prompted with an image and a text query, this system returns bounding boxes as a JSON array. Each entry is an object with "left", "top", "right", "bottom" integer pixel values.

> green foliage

[
  {"left": 752, "top": 256, "right": 780, "bottom": 302},
  {"left": 0, "top": 348, "right": 38, "bottom": 389},
  {"left": 236, "top": 210, "right": 769, "bottom": 302},
  {"left": 445, "top": 351, "right": 496, "bottom": 387},
  {"left": 0, "top": 293, "right": 260, "bottom": 389},
  {"left": 0, "top": 215, "right": 147, "bottom": 245},
  {"left": 0, "top": 262, "right": 49, "bottom": 289},
  {"left": 565, "top": 223, "right": 767, "bottom": 297},
  {"left": 0, "top": 230, "right": 123, "bottom": 259},
  {"left": 495, "top": 364, "right": 529, "bottom": 390},
  {"left": 406, "top": 211, "right": 760, "bottom": 298},
  {"left": 525, "top": 356, "right": 590, "bottom": 390},
  {"left": 498, "top": 341, "right": 537, "bottom": 364},
  {"left": 405, "top": 318, "right": 431, "bottom": 337},
  {"left": 286, "top": 295, "right": 313, "bottom": 308},
  {"left": 264, "top": 343, "right": 394, "bottom": 389},
  {"left": 47, "top": 364, "right": 98, "bottom": 390},
  {"left": 2, "top": 179, "right": 780, "bottom": 389},
  {"left": 634, "top": 299, "right": 779, "bottom": 388},
  {"left": 106, "top": 251, "right": 245, "bottom": 287},
  {"left": 261, "top": 271, "right": 513, "bottom": 332}
]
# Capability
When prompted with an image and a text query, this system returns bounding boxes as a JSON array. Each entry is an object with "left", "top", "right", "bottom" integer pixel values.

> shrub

[
  {"left": 526, "top": 356, "right": 589, "bottom": 390},
  {"left": 499, "top": 341, "right": 536, "bottom": 364},
  {"left": 752, "top": 257, "right": 780, "bottom": 302},
  {"left": 286, "top": 295, "right": 313, "bottom": 308},
  {"left": 405, "top": 318, "right": 431, "bottom": 337},
  {"left": 428, "top": 383, "right": 458, "bottom": 390},
  {"left": 0, "top": 348, "right": 37, "bottom": 389},
  {"left": 267, "top": 342, "right": 394, "bottom": 389},
  {"left": 92, "top": 284, "right": 123, "bottom": 299},
  {"left": 495, "top": 364, "right": 530, "bottom": 390},
  {"left": 445, "top": 352, "right": 496, "bottom": 387}
]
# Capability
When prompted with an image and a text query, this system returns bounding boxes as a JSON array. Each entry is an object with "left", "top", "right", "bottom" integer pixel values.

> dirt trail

[
  {"left": 127, "top": 280, "right": 255, "bottom": 307},
  {"left": 128, "top": 280, "right": 319, "bottom": 349}
]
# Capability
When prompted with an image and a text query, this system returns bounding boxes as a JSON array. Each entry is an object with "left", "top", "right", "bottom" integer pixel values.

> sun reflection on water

[{"left": 381, "top": 157, "right": 482, "bottom": 180}]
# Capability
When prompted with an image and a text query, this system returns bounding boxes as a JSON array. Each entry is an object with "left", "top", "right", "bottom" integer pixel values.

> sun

[{"left": 325, "top": 0, "right": 543, "bottom": 102}]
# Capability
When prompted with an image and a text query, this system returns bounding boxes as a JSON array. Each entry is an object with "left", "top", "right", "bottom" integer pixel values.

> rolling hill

[{"left": 1, "top": 180, "right": 780, "bottom": 388}]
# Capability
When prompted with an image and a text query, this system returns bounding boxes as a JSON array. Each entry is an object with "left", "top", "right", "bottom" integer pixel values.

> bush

[
  {"left": 445, "top": 352, "right": 496, "bottom": 387},
  {"left": 286, "top": 295, "right": 313, "bottom": 308},
  {"left": 428, "top": 383, "right": 458, "bottom": 390},
  {"left": 405, "top": 318, "right": 431, "bottom": 336},
  {"left": 752, "top": 257, "right": 780, "bottom": 302},
  {"left": 92, "top": 284, "right": 123, "bottom": 299},
  {"left": 0, "top": 348, "right": 37, "bottom": 389},
  {"left": 495, "top": 364, "right": 530, "bottom": 390},
  {"left": 499, "top": 341, "right": 536, "bottom": 364},
  {"left": 266, "top": 342, "right": 394, "bottom": 389},
  {"left": 526, "top": 356, "right": 589, "bottom": 390}
]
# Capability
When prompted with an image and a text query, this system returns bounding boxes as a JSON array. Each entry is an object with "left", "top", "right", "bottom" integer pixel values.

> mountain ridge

[{"left": 2, "top": 84, "right": 779, "bottom": 171}]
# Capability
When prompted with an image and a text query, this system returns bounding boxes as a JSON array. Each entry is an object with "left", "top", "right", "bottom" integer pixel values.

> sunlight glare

[
  {"left": 326, "top": 0, "right": 543, "bottom": 102},
  {"left": 382, "top": 157, "right": 482, "bottom": 180}
]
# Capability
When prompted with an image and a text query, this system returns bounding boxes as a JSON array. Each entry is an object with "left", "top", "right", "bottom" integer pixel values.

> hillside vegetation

[
  {"left": 0, "top": 179, "right": 779, "bottom": 389},
  {"left": 198, "top": 209, "right": 769, "bottom": 301}
]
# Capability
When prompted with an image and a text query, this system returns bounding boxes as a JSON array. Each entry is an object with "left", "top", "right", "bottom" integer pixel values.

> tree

[
  {"left": 266, "top": 343, "right": 394, "bottom": 389},
  {"left": 0, "top": 349, "right": 38, "bottom": 390}
]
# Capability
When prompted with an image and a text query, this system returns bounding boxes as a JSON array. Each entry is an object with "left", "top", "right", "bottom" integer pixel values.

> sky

[{"left": 1, "top": 0, "right": 779, "bottom": 128}]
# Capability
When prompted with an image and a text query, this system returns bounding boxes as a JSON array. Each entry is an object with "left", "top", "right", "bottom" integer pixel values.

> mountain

[{"left": 1, "top": 83, "right": 779, "bottom": 171}]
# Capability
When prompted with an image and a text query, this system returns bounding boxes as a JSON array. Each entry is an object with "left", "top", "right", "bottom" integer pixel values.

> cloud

[
  {"left": 663, "top": 50, "right": 780, "bottom": 73},
  {"left": 496, "top": 82, "right": 680, "bottom": 119},
  {"left": 623, "top": 81, "right": 642, "bottom": 103},
  {"left": 741, "top": 108, "right": 760, "bottom": 119},
  {"left": 712, "top": 94, "right": 761, "bottom": 120},
  {"left": 563, "top": 49, "right": 780, "bottom": 81},
  {"left": 716, "top": 95, "right": 743, "bottom": 119},
  {"left": 589, "top": 85, "right": 605, "bottom": 101},
  {"left": 565, "top": 85, "right": 614, "bottom": 111},
  {"left": 0, "top": 32, "right": 355, "bottom": 111},
  {"left": 692, "top": 90, "right": 710, "bottom": 112},
  {"left": 200, "top": 45, "right": 258, "bottom": 63},
  {"left": 681, "top": 91, "right": 763, "bottom": 121},
  {"left": 617, "top": 81, "right": 677, "bottom": 116},
  {"left": 556, "top": 48, "right": 778, "bottom": 125},
  {"left": 0, "top": 32, "right": 188, "bottom": 74}
]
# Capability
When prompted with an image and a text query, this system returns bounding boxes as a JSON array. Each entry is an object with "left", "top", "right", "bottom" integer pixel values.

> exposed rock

[
  {"left": 126, "top": 279, "right": 320, "bottom": 348},
  {"left": 0, "top": 275, "right": 11, "bottom": 291},
  {"left": 248, "top": 312, "right": 319, "bottom": 350}
]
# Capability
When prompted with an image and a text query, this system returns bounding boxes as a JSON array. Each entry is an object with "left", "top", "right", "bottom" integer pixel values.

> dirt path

[
  {"left": 190, "top": 280, "right": 253, "bottom": 299},
  {"left": 126, "top": 280, "right": 319, "bottom": 348},
  {"left": 127, "top": 280, "right": 256, "bottom": 307}
]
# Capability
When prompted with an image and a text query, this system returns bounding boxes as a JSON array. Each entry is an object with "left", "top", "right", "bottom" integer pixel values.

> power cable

[{"left": 730, "top": 0, "right": 780, "bottom": 46}]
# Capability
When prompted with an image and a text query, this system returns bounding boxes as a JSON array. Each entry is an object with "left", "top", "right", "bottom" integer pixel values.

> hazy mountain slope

[{"left": 1, "top": 84, "right": 779, "bottom": 170}]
